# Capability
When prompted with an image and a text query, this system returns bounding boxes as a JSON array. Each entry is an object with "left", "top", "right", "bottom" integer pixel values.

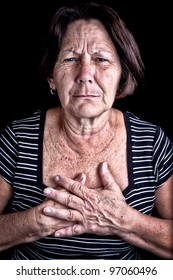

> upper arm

[
  {"left": 155, "top": 175, "right": 173, "bottom": 219},
  {"left": 0, "top": 176, "right": 13, "bottom": 214}
]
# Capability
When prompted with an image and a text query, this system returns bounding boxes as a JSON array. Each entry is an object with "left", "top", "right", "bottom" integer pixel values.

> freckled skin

[
  {"left": 45, "top": 19, "right": 127, "bottom": 191},
  {"left": 43, "top": 108, "right": 128, "bottom": 191}
]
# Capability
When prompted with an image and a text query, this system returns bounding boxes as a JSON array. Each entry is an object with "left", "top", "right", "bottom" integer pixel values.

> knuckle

[
  {"left": 88, "top": 190, "right": 100, "bottom": 202},
  {"left": 73, "top": 225, "right": 80, "bottom": 235},
  {"left": 69, "top": 181, "right": 81, "bottom": 192},
  {"left": 84, "top": 200, "right": 93, "bottom": 210},
  {"left": 89, "top": 223, "right": 97, "bottom": 232},
  {"left": 66, "top": 195, "right": 73, "bottom": 206},
  {"left": 67, "top": 209, "right": 73, "bottom": 220}
]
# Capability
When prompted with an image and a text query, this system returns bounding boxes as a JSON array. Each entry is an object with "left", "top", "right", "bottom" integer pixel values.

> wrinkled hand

[
  {"left": 43, "top": 162, "right": 127, "bottom": 237},
  {"left": 37, "top": 173, "right": 86, "bottom": 236},
  {"left": 34, "top": 196, "right": 77, "bottom": 238}
]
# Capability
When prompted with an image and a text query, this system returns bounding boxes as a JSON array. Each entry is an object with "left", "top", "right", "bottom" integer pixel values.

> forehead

[{"left": 62, "top": 19, "right": 113, "bottom": 45}]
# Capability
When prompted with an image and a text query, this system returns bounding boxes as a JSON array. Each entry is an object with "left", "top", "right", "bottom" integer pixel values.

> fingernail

[
  {"left": 102, "top": 161, "right": 108, "bottom": 172},
  {"left": 55, "top": 176, "right": 60, "bottom": 182},
  {"left": 43, "top": 207, "right": 51, "bottom": 214},
  {"left": 44, "top": 188, "right": 51, "bottom": 195}
]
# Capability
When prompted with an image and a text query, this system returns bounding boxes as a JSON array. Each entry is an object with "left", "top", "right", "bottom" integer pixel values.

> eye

[
  {"left": 64, "top": 57, "right": 79, "bottom": 62},
  {"left": 95, "top": 57, "right": 108, "bottom": 62}
]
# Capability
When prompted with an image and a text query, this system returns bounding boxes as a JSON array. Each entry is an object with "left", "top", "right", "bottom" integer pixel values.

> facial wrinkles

[
  {"left": 59, "top": 19, "right": 118, "bottom": 61},
  {"left": 55, "top": 20, "right": 122, "bottom": 106}
]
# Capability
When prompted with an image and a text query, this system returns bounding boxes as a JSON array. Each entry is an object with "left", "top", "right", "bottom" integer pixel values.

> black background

[
  {"left": 0, "top": 0, "right": 172, "bottom": 260},
  {"left": 0, "top": 0, "right": 172, "bottom": 142}
]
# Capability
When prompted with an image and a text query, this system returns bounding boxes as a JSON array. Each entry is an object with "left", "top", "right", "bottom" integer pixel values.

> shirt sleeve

[
  {"left": 0, "top": 124, "right": 18, "bottom": 185},
  {"left": 153, "top": 126, "right": 173, "bottom": 187}
]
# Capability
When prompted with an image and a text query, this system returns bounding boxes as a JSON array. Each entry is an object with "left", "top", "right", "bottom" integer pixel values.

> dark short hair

[{"left": 41, "top": 2, "right": 145, "bottom": 98}]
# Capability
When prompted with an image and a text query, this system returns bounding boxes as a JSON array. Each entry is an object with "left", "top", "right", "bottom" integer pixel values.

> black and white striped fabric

[{"left": 0, "top": 110, "right": 173, "bottom": 259}]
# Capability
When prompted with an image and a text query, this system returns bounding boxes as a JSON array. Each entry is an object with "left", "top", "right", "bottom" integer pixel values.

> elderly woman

[{"left": 0, "top": 2, "right": 172, "bottom": 260}]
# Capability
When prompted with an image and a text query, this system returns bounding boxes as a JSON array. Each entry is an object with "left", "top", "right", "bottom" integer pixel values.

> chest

[{"left": 43, "top": 133, "right": 128, "bottom": 191}]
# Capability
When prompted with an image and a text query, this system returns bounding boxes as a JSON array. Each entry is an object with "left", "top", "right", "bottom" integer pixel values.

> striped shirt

[{"left": 0, "top": 109, "right": 173, "bottom": 259}]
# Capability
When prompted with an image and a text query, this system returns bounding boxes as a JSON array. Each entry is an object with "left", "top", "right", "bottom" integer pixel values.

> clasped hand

[{"left": 43, "top": 162, "right": 127, "bottom": 237}]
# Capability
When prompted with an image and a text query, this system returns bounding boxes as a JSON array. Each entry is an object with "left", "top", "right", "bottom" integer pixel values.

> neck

[{"left": 58, "top": 108, "right": 118, "bottom": 154}]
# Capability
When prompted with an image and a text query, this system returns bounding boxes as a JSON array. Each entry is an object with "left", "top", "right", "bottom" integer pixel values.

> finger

[
  {"left": 43, "top": 187, "right": 85, "bottom": 210},
  {"left": 43, "top": 206, "right": 83, "bottom": 222},
  {"left": 54, "top": 224, "right": 85, "bottom": 237},
  {"left": 54, "top": 176, "right": 89, "bottom": 201},
  {"left": 52, "top": 173, "right": 86, "bottom": 191},
  {"left": 74, "top": 173, "right": 86, "bottom": 184},
  {"left": 99, "top": 162, "right": 122, "bottom": 191}
]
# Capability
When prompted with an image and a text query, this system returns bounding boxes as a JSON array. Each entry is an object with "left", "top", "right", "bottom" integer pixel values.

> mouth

[{"left": 73, "top": 95, "right": 98, "bottom": 98}]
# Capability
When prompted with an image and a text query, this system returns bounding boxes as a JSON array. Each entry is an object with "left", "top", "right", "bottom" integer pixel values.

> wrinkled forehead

[{"left": 61, "top": 19, "right": 115, "bottom": 50}]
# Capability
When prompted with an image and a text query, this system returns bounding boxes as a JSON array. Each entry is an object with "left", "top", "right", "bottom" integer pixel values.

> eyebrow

[{"left": 61, "top": 48, "right": 113, "bottom": 55}]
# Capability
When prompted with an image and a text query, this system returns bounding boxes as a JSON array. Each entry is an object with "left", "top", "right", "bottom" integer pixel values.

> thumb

[{"left": 99, "top": 162, "right": 121, "bottom": 192}]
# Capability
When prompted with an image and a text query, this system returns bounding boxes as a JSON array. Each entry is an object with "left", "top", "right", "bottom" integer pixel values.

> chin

[
  {"left": 73, "top": 110, "right": 102, "bottom": 119},
  {"left": 71, "top": 103, "right": 102, "bottom": 118}
]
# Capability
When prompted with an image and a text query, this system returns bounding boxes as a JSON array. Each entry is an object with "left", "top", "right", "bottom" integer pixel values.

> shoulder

[
  {"left": 124, "top": 111, "right": 156, "bottom": 129},
  {"left": 6, "top": 110, "right": 46, "bottom": 132},
  {"left": 123, "top": 111, "right": 173, "bottom": 185},
  {"left": 12, "top": 110, "right": 43, "bottom": 126},
  {"left": 124, "top": 110, "right": 173, "bottom": 150},
  {"left": 0, "top": 109, "right": 47, "bottom": 143},
  {"left": 123, "top": 111, "right": 168, "bottom": 137}
]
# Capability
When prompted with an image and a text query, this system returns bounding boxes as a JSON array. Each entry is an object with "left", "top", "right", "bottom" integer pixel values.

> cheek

[
  {"left": 61, "top": 72, "right": 66, "bottom": 81},
  {"left": 55, "top": 69, "right": 66, "bottom": 84},
  {"left": 53, "top": 63, "right": 70, "bottom": 81},
  {"left": 101, "top": 71, "right": 121, "bottom": 103},
  {"left": 54, "top": 70, "right": 72, "bottom": 106},
  {"left": 104, "top": 71, "right": 120, "bottom": 91},
  {"left": 54, "top": 69, "right": 69, "bottom": 92}
]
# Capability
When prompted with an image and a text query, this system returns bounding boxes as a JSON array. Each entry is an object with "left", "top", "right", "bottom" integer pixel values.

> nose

[{"left": 76, "top": 61, "right": 94, "bottom": 84}]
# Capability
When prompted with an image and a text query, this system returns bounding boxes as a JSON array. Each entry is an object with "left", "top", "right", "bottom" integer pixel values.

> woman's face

[{"left": 48, "top": 19, "right": 122, "bottom": 120}]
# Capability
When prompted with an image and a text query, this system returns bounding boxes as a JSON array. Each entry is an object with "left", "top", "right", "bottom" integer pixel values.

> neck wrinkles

[{"left": 59, "top": 108, "right": 118, "bottom": 154}]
